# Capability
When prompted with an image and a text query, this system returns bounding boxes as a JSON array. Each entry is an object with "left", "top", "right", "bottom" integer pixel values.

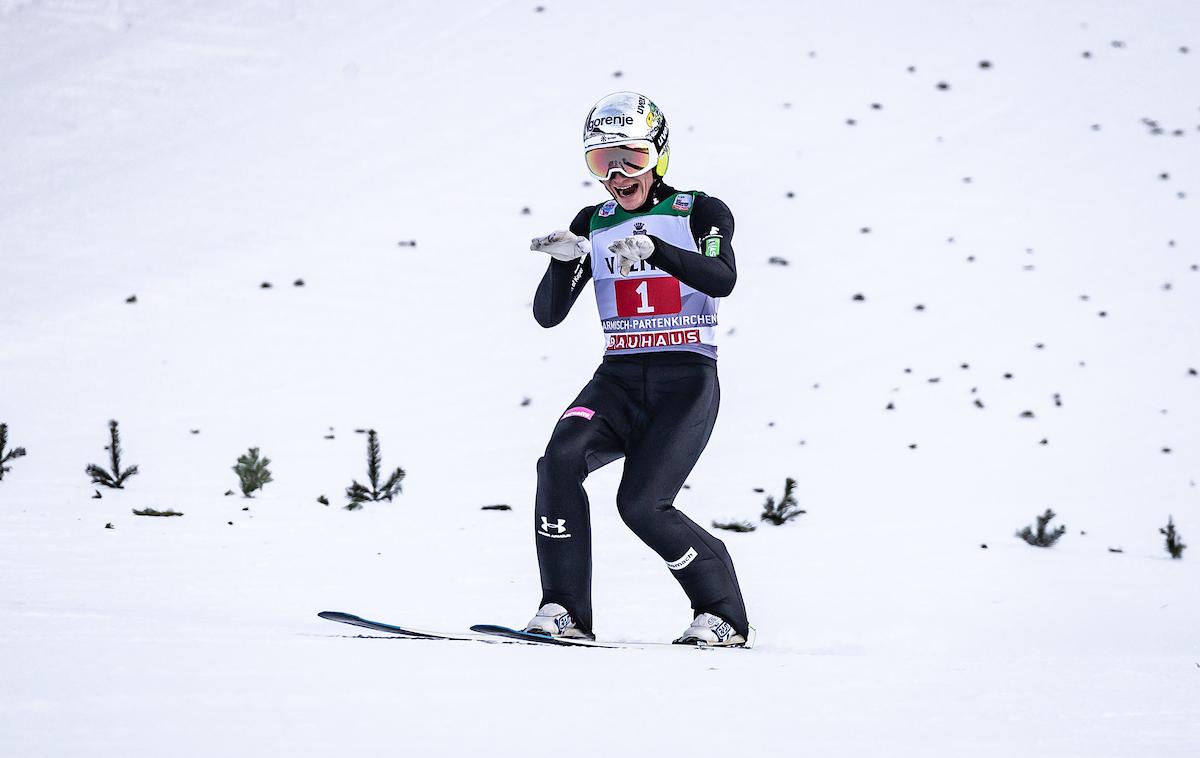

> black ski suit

[{"left": 531, "top": 183, "right": 750, "bottom": 638}]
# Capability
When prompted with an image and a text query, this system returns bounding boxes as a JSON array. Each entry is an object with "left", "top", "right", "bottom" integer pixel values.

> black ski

[
  {"left": 319, "top": 611, "right": 750, "bottom": 649},
  {"left": 318, "top": 611, "right": 602, "bottom": 647},
  {"left": 469, "top": 624, "right": 612, "bottom": 647},
  {"left": 317, "top": 611, "right": 453, "bottom": 639}
]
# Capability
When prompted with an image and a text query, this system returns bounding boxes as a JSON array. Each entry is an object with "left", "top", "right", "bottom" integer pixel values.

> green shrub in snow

[
  {"left": 345, "top": 429, "right": 405, "bottom": 510},
  {"left": 760, "top": 477, "right": 805, "bottom": 526},
  {"left": 233, "top": 447, "right": 273, "bottom": 497},
  {"left": 713, "top": 519, "right": 757, "bottom": 533},
  {"left": 132, "top": 507, "right": 183, "bottom": 517},
  {"left": 0, "top": 423, "right": 27, "bottom": 481},
  {"left": 1016, "top": 509, "right": 1066, "bottom": 547},
  {"left": 0, "top": 424, "right": 26, "bottom": 482},
  {"left": 1160, "top": 516, "right": 1186, "bottom": 559},
  {"left": 86, "top": 420, "right": 139, "bottom": 489}
]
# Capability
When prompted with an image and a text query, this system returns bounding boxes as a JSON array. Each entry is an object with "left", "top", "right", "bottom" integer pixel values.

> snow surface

[{"left": 2, "top": 1, "right": 1199, "bottom": 755}]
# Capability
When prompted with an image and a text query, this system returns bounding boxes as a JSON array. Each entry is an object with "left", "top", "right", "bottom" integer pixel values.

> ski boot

[
  {"left": 673, "top": 613, "right": 749, "bottom": 647},
  {"left": 522, "top": 603, "right": 594, "bottom": 640}
]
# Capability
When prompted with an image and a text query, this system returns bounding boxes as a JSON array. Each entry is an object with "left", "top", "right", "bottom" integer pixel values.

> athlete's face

[{"left": 602, "top": 170, "right": 654, "bottom": 211}]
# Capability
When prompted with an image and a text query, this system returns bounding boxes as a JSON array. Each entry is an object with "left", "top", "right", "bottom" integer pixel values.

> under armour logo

[{"left": 540, "top": 517, "right": 567, "bottom": 534}]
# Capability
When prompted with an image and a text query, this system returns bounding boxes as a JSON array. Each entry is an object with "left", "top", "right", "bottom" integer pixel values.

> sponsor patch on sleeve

[
  {"left": 672, "top": 193, "right": 693, "bottom": 211},
  {"left": 703, "top": 235, "right": 721, "bottom": 257},
  {"left": 598, "top": 200, "right": 618, "bottom": 218}
]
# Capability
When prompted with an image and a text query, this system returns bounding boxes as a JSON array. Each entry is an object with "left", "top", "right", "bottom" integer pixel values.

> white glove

[
  {"left": 608, "top": 234, "right": 656, "bottom": 276},
  {"left": 530, "top": 230, "right": 591, "bottom": 262}
]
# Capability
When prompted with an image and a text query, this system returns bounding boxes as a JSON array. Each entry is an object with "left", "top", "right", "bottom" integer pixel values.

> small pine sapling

[
  {"left": 1016, "top": 508, "right": 1066, "bottom": 547},
  {"left": 0, "top": 423, "right": 27, "bottom": 481},
  {"left": 345, "top": 429, "right": 405, "bottom": 510},
  {"left": 86, "top": 420, "right": 139, "bottom": 489},
  {"left": 232, "top": 447, "right": 273, "bottom": 497},
  {"left": 760, "top": 477, "right": 806, "bottom": 525},
  {"left": 713, "top": 519, "right": 758, "bottom": 533},
  {"left": 1160, "top": 516, "right": 1186, "bottom": 559}
]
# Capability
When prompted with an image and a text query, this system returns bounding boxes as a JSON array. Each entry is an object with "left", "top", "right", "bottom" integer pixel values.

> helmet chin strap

[{"left": 649, "top": 173, "right": 666, "bottom": 204}]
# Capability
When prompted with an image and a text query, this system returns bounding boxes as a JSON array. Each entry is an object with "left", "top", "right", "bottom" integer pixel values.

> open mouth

[{"left": 614, "top": 184, "right": 638, "bottom": 198}]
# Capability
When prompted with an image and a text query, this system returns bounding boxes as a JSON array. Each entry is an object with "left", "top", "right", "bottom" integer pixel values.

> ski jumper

[{"left": 531, "top": 183, "right": 750, "bottom": 637}]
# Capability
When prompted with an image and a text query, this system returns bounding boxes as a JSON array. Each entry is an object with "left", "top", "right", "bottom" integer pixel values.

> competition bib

[{"left": 588, "top": 192, "right": 719, "bottom": 359}]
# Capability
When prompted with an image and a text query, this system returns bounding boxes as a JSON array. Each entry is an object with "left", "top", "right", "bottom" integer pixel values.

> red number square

[{"left": 614, "top": 277, "right": 682, "bottom": 317}]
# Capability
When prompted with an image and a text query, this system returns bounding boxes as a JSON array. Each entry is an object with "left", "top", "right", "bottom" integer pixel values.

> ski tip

[
  {"left": 318, "top": 611, "right": 360, "bottom": 622},
  {"left": 469, "top": 624, "right": 518, "bottom": 635},
  {"left": 470, "top": 624, "right": 608, "bottom": 647}
]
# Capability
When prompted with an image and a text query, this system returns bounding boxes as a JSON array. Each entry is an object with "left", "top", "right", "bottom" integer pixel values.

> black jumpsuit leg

[
  {"left": 533, "top": 370, "right": 632, "bottom": 635},
  {"left": 615, "top": 362, "right": 750, "bottom": 637},
  {"left": 535, "top": 359, "right": 749, "bottom": 639}
]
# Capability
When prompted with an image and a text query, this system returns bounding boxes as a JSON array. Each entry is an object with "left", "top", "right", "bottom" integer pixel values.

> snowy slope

[{"left": 1, "top": 1, "right": 1198, "bottom": 756}]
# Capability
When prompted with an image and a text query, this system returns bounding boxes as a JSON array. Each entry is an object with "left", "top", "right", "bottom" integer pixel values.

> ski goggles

[{"left": 584, "top": 140, "right": 658, "bottom": 179}]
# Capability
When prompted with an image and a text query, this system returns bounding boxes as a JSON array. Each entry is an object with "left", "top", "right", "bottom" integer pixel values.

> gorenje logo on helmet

[{"left": 588, "top": 114, "right": 635, "bottom": 131}]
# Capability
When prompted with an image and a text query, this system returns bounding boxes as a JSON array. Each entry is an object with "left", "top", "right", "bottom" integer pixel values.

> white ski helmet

[{"left": 582, "top": 91, "right": 670, "bottom": 179}]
